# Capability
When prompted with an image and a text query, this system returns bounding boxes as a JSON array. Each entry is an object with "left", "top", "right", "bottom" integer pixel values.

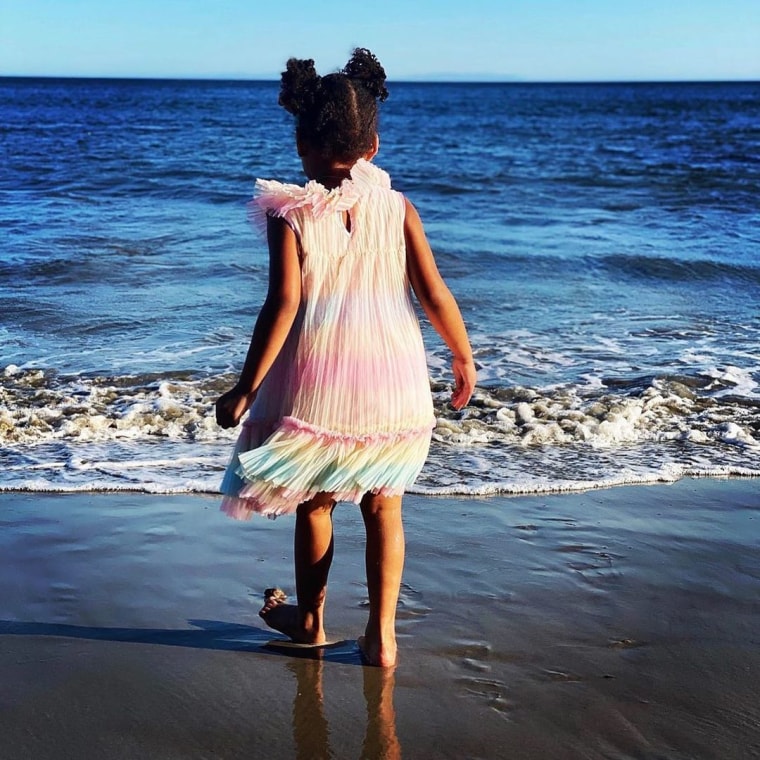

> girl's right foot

[{"left": 259, "top": 588, "right": 326, "bottom": 645}]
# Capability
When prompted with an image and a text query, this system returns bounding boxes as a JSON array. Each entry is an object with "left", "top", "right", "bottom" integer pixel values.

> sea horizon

[{"left": 2, "top": 73, "right": 759, "bottom": 85}]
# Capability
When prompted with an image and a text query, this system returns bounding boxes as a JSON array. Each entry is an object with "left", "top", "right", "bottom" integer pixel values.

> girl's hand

[
  {"left": 451, "top": 357, "right": 477, "bottom": 410},
  {"left": 215, "top": 386, "right": 257, "bottom": 429}
]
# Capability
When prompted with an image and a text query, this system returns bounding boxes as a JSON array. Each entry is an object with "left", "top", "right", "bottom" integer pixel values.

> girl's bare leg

[
  {"left": 359, "top": 493, "right": 404, "bottom": 667},
  {"left": 259, "top": 493, "right": 336, "bottom": 644}
]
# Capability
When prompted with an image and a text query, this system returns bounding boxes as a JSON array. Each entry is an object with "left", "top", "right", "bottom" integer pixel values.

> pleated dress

[{"left": 220, "top": 159, "right": 435, "bottom": 519}]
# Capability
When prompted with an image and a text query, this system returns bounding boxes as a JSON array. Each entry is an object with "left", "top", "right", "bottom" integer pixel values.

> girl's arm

[
  {"left": 215, "top": 215, "right": 302, "bottom": 428},
  {"left": 404, "top": 197, "right": 476, "bottom": 410}
]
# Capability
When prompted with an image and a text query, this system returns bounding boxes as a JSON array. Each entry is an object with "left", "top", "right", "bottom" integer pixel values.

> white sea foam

[
  {"left": 2, "top": 365, "right": 759, "bottom": 497},
  {"left": 703, "top": 365, "right": 759, "bottom": 399},
  {"left": 3, "top": 464, "right": 757, "bottom": 498},
  {"left": 409, "top": 463, "right": 760, "bottom": 498},
  {"left": 431, "top": 379, "right": 760, "bottom": 451},
  {"left": 0, "top": 478, "right": 221, "bottom": 495},
  {"left": 0, "top": 368, "right": 236, "bottom": 446}
]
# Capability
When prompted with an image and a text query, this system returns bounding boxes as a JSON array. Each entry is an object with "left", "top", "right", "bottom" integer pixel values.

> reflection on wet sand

[
  {"left": 360, "top": 664, "right": 402, "bottom": 760},
  {"left": 289, "top": 653, "right": 401, "bottom": 760}
]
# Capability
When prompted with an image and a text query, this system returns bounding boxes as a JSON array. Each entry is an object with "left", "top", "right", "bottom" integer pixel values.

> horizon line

[{"left": 1, "top": 73, "right": 759, "bottom": 85}]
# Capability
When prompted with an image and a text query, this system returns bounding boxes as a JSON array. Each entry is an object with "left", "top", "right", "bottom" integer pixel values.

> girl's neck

[
  {"left": 299, "top": 147, "right": 356, "bottom": 189},
  {"left": 298, "top": 134, "right": 379, "bottom": 189},
  {"left": 309, "top": 164, "right": 354, "bottom": 190}
]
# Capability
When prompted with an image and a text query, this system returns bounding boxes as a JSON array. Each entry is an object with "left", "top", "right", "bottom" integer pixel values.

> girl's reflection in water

[
  {"left": 360, "top": 663, "right": 402, "bottom": 760},
  {"left": 288, "top": 652, "right": 401, "bottom": 760}
]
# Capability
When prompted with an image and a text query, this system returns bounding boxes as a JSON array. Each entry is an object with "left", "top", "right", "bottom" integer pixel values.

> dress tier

[{"left": 220, "top": 160, "right": 435, "bottom": 518}]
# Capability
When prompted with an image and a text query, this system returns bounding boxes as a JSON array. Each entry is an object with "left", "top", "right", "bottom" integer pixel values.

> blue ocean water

[{"left": 1, "top": 78, "right": 759, "bottom": 496}]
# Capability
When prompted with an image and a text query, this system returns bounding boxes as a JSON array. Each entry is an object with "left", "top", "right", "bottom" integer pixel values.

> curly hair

[{"left": 278, "top": 48, "right": 388, "bottom": 162}]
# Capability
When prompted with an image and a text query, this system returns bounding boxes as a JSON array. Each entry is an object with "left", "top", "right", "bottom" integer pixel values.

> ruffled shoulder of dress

[
  {"left": 248, "top": 159, "right": 392, "bottom": 231},
  {"left": 349, "top": 158, "right": 392, "bottom": 191}
]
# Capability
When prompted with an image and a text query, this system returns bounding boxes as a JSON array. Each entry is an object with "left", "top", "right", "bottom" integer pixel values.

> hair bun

[
  {"left": 279, "top": 57, "right": 321, "bottom": 116},
  {"left": 342, "top": 48, "right": 388, "bottom": 102}
]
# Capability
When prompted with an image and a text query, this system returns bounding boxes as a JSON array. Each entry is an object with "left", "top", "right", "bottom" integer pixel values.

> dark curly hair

[{"left": 278, "top": 48, "right": 388, "bottom": 162}]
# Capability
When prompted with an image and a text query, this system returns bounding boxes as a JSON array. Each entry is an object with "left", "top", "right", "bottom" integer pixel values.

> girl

[{"left": 215, "top": 49, "right": 476, "bottom": 667}]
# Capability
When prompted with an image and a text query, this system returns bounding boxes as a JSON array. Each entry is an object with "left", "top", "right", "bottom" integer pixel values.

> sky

[{"left": 1, "top": 0, "right": 759, "bottom": 82}]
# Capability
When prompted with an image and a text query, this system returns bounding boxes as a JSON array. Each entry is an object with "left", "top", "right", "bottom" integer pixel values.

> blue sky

[{"left": 1, "top": 0, "right": 759, "bottom": 81}]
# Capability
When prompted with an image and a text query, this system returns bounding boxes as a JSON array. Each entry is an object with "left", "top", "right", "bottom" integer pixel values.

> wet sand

[{"left": 1, "top": 479, "right": 759, "bottom": 759}]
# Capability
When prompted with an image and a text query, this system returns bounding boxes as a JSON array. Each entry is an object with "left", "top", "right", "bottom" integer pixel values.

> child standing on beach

[{"left": 215, "top": 49, "right": 476, "bottom": 667}]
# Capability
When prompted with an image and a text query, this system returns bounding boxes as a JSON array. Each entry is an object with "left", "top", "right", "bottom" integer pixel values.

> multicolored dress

[{"left": 220, "top": 159, "right": 435, "bottom": 519}]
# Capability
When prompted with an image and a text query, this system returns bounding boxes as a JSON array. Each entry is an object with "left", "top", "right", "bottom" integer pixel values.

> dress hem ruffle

[
  {"left": 219, "top": 415, "right": 434, "bottom": 520},
  {"left": 220, "top": 483, "right": 409, "bottom": 521}
]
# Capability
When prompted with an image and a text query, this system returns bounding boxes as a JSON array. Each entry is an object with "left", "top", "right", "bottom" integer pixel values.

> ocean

[{"left": 1, "top": 78, "right": 759, "bottom": 498}]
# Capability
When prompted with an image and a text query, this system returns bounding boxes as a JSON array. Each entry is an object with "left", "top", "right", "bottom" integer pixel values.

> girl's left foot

[
  {"left": 357, "top": 633, "right": 397, "bottom": 668},
  {"left": 259, "top": 588, "right": 327, "bottom": 645}
]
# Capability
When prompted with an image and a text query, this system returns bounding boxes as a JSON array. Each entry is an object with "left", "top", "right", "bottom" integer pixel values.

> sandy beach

[{"left": 1, "top": 478, "right": 759, "bottom": 759}]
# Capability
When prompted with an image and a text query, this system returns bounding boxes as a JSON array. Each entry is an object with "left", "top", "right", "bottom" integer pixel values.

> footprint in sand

[
  {"left": 514, "top": 523, "right": 539, "bottom": 541},
  {"left": 556, "top": 544, "right": 626, "bottom": 587},
  {"left": 447, "top": 639, "right": 493, "bottom": 674},
  {"left": 541, "top": 668, "right": 583, "bottom": 683},
  {"left": 607, "top": 637, "right": 645, "bottom": 649},
  {"left": 456, "top": 674, "right": 514, "bottom": 716}
]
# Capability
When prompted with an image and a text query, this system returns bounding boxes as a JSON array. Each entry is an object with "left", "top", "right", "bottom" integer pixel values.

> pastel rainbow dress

[{"left": 220, "top": 159, "right": 435, "bottom": 518}]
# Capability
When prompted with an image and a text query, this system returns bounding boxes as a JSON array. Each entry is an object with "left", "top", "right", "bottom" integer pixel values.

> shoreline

[
  {"left": 1, "top": 469, "right": 758, "bottom": 497},
  {"left": 2, "top": 478, "right": 759, "bottom": 758}
]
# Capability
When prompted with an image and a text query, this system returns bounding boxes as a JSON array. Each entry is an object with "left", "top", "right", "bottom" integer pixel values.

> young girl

[{"left": 215, "top": 48, "right": 476, "bottom": 667}]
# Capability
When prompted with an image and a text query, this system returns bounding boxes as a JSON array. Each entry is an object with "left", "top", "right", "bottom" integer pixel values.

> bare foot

[
  {"left": 358, "top": 634, "right": 397, "bottom": 668},
  {"left": 259, "top": 588, "right": 326, "bottom": 645}
]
